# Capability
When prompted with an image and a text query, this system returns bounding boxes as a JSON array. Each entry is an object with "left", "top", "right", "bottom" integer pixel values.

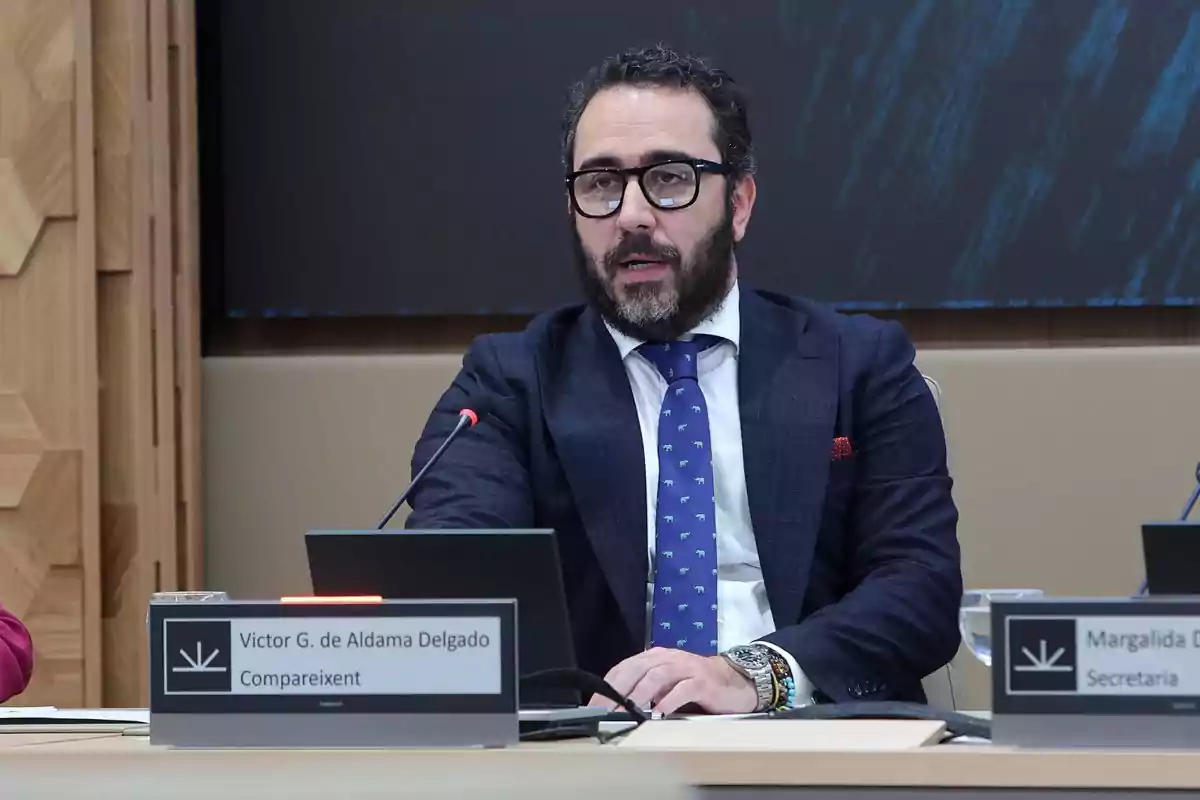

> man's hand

[{"left": 587, "top": 647, "right": 758, "bottom": 715}]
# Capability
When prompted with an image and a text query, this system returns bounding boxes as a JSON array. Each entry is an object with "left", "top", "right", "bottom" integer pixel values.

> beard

[{"left": 571, "top": 202, "right": 736, "bottom": 343}]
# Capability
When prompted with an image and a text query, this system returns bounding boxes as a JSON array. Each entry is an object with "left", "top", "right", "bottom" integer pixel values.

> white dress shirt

[{"left": 603, "top": 281, "right": 814, "bottom": 705}]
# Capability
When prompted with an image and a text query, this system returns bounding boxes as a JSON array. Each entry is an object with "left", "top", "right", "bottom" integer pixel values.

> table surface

[{"left": 1, "top": 720, "right": 1200, "bottom": 792}]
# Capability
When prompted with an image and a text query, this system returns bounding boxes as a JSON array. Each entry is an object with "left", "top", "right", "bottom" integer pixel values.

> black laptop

[
  {"left": 304, "top": 528, "right": 581, "bottom": 708},
  {"left": 1142, "top": 522, "right": 1200, "bottom": 595}
]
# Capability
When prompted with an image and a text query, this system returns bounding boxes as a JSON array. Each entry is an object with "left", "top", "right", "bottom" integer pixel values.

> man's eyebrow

[
  {"left": 576, "top": 154, "right": 622, "bottom": 171},
  {"left": 575, "top": 149, "right": 699, "bottom": 171},
  {"left": 642, "top": 149, "right": 696, "bottom": 165}
]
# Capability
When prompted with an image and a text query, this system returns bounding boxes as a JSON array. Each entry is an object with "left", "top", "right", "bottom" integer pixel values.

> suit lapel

[
  {"left": 738, "top": 289, "right": 839, "bottom": 628},
  {"left": 542, "top": 309, "right": 648, "bottom": 645}
]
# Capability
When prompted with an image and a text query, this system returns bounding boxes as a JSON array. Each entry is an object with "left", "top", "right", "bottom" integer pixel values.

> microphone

[
  {"left": 1137, "top": 461, "right": 1200, "bottom": 595},
  {"left": 1182, "top": 461, "right": 1200, "bottom": 522},
  {"left": 375, "top": 401, "right": 489, "bottom": 529}
]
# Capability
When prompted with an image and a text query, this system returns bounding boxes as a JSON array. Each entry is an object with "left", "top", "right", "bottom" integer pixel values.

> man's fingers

[
  {"left": 626, "top": 662, "right": 686, "bottom": 708},
  {"left": 655, "top": 677, "right": 705, "bottom": 715},
  {"left": 603, "top": 648, "right": 682, "bottom": 698},
  {"left": 602, "top": 658, "right": 650, "bottom": 700},
  {"left": 597, "top": 648, "right": 705, "bottom": 711}
]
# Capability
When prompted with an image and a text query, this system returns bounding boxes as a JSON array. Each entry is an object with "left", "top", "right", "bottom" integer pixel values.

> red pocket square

[{"left": 831, "top": 436, "right": 853, "bottom": 460}]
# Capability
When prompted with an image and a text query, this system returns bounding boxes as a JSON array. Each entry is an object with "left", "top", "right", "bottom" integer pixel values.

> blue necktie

[{"left": 638, "top": 337, "right": 719, "bottom": 655}]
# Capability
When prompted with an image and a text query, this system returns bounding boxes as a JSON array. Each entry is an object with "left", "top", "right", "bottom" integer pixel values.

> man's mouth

[{"left": 620, "top": 256, "right": 668, "bottom": 270}]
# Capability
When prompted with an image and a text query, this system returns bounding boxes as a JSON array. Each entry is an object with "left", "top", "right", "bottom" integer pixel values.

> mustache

[{"left": 603, "top": 233, "right": 681, "bottom": 273}]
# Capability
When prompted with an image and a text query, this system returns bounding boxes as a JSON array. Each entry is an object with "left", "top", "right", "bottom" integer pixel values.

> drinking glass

[
  {"left": 150, "top": 590, "right": 229, "bottom": 603},
  {"left": 146, "top": 590, "right": 229, "bottom": 630},
  {"left": 959, "top": 588, "right": 1043, "bottom": 666}
]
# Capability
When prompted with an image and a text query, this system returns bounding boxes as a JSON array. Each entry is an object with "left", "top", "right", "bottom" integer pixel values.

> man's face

[{"left": 569, "top": 85, "right": 756, "bottom": 342}]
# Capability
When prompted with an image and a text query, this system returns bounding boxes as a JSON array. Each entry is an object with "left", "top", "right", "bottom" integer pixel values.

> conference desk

[{"left": 1, "top": 717, "right": 1199, "bottom": 799}]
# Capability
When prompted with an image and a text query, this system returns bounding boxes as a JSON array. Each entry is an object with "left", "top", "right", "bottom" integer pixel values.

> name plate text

[
  {"left": 148, "top": 599, "right": 517, "bottom": 716},
  {"left": 993, "top": 597, "right": 1200, "bottom": 715}
]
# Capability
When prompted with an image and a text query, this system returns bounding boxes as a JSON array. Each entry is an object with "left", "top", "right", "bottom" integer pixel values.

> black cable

[
  {"left": 517, "top": 667, "right": 649, "bottom": 744},
  {"left": 516, "top": 722, "right": 641, "bottom": 744},
  {"left": 519, "top": 725, "right": 602, "bottom": 743},
  {"left": 519, "top": 667, "right": 650, "bottom": 723},
  {"left": 596, "top": 723, "right": 639, "bottom": 744}
]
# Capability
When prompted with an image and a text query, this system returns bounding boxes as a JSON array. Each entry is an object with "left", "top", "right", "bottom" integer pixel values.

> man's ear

[{"left": 730, "top": 174, "right": 757, "bottom": 242}]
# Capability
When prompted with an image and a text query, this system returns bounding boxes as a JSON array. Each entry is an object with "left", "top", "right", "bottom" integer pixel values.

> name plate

[
  {"left": 991, "top": 596, "right": 1200, "bottom": 747},
  {"left": 148, "top": 598, "right": 517, "bottom": 748}
]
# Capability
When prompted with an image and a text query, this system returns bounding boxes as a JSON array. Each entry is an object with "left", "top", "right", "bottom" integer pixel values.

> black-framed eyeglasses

[{"left": 565, "top": 158, "right": 730, "bottom": 219}]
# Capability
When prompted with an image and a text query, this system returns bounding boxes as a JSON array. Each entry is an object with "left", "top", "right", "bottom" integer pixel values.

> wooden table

[{"left": 2, "top": 721, "right": 1200, "bottom": 798}]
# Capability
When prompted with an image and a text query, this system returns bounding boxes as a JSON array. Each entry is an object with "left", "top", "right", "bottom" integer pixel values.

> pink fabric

[{"left": 0, "top": 603, "right": 33, "bottom": 702}]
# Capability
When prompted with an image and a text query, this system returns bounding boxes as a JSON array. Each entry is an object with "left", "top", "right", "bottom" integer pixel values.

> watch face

[{"left": 731, "top": 646, "right": 768, "bottom": 669}]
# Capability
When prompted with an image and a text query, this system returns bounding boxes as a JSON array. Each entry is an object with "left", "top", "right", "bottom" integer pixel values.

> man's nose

[{"left": 615, "top": 178, "right": 656, "bottom": 232}]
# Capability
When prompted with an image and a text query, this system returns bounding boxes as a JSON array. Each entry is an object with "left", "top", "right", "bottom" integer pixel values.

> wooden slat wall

[
  {"left": 0, "top": 0, "right": 202, "bottom": 707},
  {"left": 0, "top": 0, "right": 100, "bottom": 707},
  {"left": 169, "top": 0, "right": 203, "bottom": 591}
]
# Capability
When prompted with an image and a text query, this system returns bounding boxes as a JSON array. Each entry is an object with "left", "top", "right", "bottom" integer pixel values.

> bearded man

[{"left": 404, "top": 46, "right": 962, "bottom": 715}]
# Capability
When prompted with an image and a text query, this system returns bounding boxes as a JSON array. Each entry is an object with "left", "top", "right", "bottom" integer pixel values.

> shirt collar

[{"left": 604, "top": 280, "right": 741, "bottom": 360}]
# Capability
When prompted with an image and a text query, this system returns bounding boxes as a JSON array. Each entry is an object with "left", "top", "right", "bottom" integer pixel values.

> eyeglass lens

[{"left": 574, "top": 163, "right": 698, "bottom": 216}]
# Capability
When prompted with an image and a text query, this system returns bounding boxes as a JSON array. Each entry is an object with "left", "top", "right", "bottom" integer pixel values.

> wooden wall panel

[
  {"left": 0, "top": 0, "right": 202, "bottom": 707},
  {"left": 93, "top": 0, "right": 203, "bottom": 708},
  {"left": 95, "top": 0, "right": 158, "bottom": 709},
  {"left": 149, "top": 0, "right": 180, "bottom": 595},
  {"left": 169, "top": 0, "right": 203, "bottom": 589},
  {"left": 74, "top": 0, "right": 104, "bottom": 710},
  {"left": 0, "top": 0, "right": 100, "bottom": 706}
]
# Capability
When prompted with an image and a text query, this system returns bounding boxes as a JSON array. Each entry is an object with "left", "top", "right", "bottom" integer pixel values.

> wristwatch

[{"left": 720, "top": 644, "right": 776, "bottom": 712}]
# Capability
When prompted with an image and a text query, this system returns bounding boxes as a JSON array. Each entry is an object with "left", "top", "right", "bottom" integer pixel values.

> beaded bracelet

[{"left": 762, "top": 648, "right": 798, "bottom": 709}]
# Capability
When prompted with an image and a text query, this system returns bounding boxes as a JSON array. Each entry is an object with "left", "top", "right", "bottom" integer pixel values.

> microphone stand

[{"left": 376, "top": 409, "right": 478, "bottom": 529}]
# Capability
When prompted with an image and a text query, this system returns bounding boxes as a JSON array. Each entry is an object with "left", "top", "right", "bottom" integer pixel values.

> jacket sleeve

[
  {"left": 760, "top": 320, "right": 963, "bottom": 702},
  {"left": 403, "top": 335, "right": 535, "bottom": 529},
  {"left": 0, "top": 602, "right": 34, "bottom": 702}
]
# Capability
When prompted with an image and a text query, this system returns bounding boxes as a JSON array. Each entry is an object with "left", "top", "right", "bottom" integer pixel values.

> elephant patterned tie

[{"left": 637, "top": 337, "right": 719, "bottom": 655}]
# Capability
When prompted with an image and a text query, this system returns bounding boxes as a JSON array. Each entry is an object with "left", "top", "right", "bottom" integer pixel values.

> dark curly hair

[{"left": 561, "top": 45, "right": 756, "bottom": 178}]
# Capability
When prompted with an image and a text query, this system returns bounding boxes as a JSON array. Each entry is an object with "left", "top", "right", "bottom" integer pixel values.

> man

[{"left": 405, "top": 46, "right": 962, "bottom": 714}]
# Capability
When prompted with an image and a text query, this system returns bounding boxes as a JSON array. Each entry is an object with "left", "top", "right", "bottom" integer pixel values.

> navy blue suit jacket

[{"left": 405, "top": 287, "right": 962, "bottom": 704}]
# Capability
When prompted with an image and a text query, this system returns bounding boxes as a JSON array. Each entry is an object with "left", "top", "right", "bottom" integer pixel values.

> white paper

[
  {"left": 0, "top": 706, "right": 148, "bottom": 724},
  {"left": 0, "top": 706, "right": 58, "bottom": 718}
]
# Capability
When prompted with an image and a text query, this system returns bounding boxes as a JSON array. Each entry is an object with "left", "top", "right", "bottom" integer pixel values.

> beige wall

[{"left": 201, "top": 342, "right": 1200, "bottom": 711}]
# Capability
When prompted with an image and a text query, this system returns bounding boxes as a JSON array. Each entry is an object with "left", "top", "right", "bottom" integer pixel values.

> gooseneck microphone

[
  {"left": 376, "top": 402, "right": 489, "bottom": 529},
  {"left": 1181, "top": 461, "right": 1200, "bottom": 523},
  {"left": 1137, "top": 460, "right": 1200, "bottom": 595}
]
